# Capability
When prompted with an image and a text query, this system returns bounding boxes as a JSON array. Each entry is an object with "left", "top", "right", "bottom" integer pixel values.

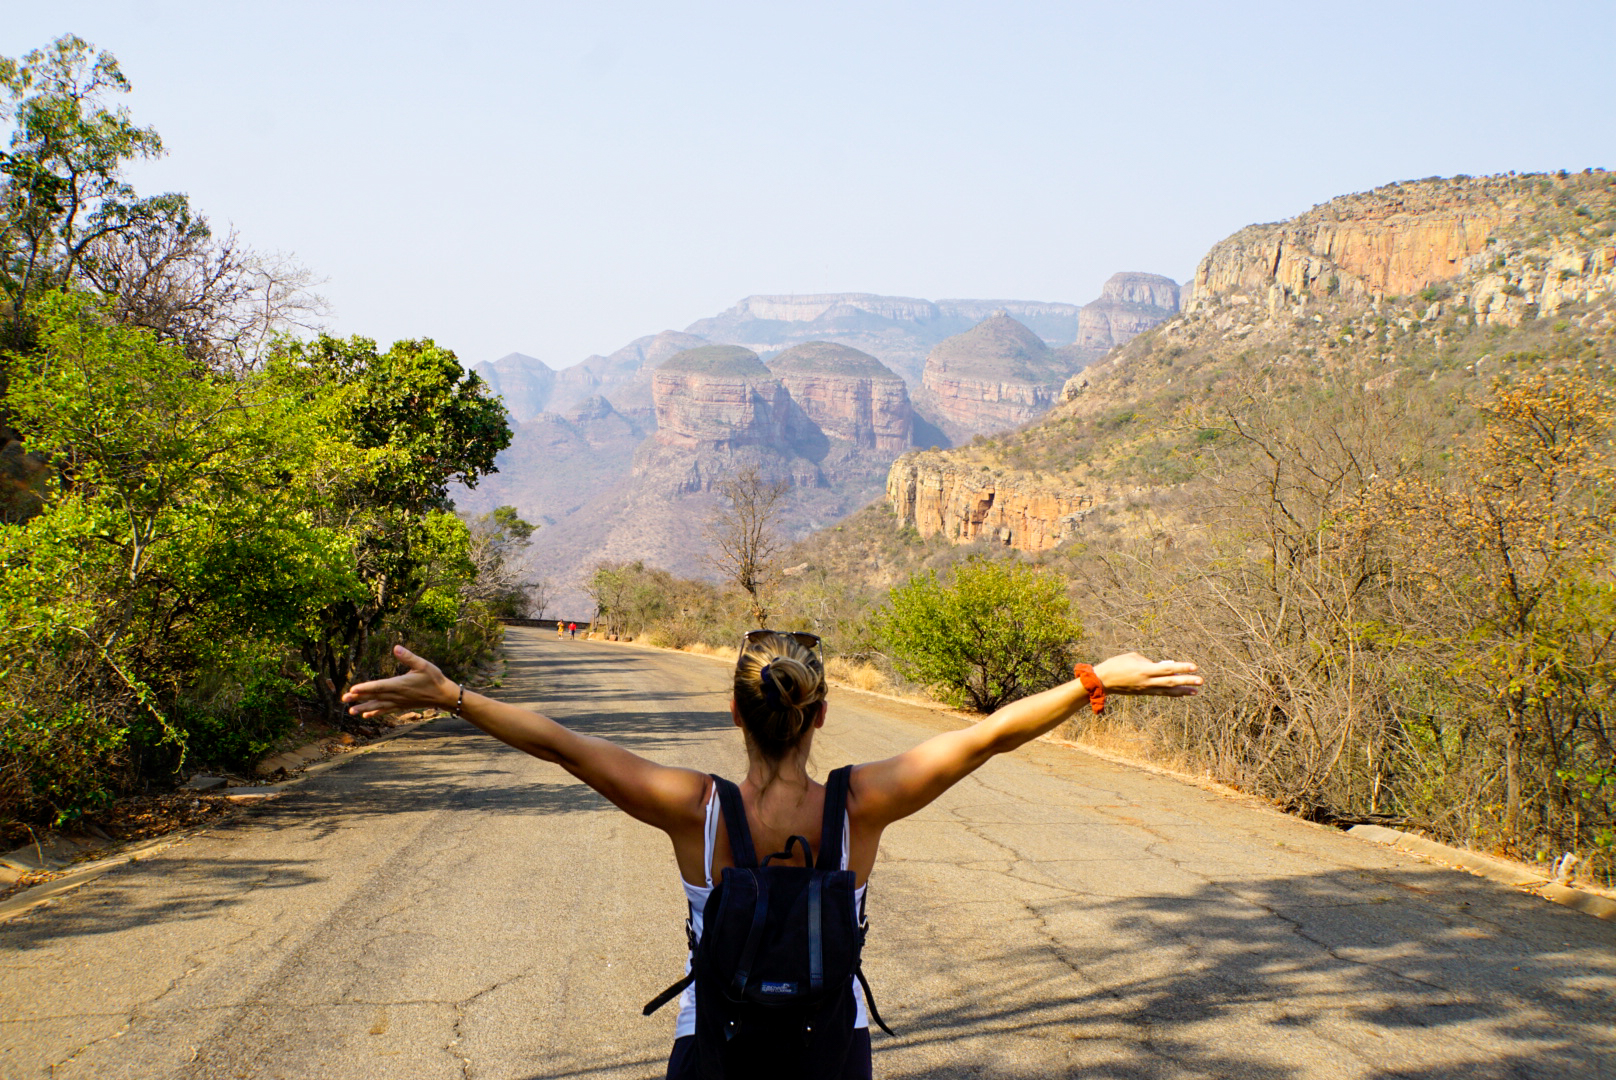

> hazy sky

[{"left": 7, "top": 2, "right": 1614, "bottom": 368}]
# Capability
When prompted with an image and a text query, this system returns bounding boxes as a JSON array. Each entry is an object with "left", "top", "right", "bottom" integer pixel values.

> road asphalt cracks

[{"left": 2, "top": 628, "right": 1612, "bottom": 1078}]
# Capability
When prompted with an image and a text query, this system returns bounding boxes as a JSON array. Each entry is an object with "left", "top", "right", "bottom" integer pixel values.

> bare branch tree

[
  {"left": 460, "top": 506, "right": 538, "bottom": 617},
  {"left": 78, "top": 220, "right": 328, "bottom": 369},
  {"left": 527, "top": 578, "right": 553, "bottom": 623},
  {"left": 704, "top": 467, "right": 789, "bottom": 627}
]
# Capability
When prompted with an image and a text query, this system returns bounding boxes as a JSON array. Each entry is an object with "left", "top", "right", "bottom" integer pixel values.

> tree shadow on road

[
  {"left": 0, "top": 853, "right": 324, "bottom": 949},
  {"left": 859, "top": 867, "right": 1614, "bottom": 1080}
]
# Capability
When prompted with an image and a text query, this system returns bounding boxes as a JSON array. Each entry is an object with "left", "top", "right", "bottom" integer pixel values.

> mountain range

[{"left": 455, "top": 274, "right": 1181, "bottom": 615}]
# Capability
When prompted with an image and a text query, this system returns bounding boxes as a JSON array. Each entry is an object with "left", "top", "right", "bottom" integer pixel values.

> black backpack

[{"left": 644, "top": 765, "right": 892, "bottom": 1078}]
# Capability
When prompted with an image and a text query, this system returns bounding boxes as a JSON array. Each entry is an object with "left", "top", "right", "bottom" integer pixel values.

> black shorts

[{"left": 665, "top": 1028, "right": 873, "bottom": 1079}]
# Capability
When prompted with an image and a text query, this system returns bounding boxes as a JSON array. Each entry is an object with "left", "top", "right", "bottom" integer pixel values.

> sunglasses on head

[{"left": 741, "top": 629, "right": 823, "bottom": 663}]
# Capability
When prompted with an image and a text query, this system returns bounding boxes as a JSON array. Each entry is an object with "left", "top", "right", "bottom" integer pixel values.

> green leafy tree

[
  {"left": 0, "top": 293, "right": 363, "bottom": 816},
  {"left": 877, "top": 557, "right": 1082, "bottom": 712},
  {"left": 0, "top": 35, "right": 188, "bottom": 347},
  {"left": 270, "top": 333, "right": 510, "bottom": 719}
]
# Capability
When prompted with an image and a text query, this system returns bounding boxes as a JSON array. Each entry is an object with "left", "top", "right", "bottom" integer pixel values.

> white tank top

[{"left": 675, "top": 785, "right": 869, "bottom": 1038}]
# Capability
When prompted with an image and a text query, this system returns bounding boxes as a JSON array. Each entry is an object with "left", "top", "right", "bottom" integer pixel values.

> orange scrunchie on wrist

[{"left": 1073, "top": 663, "right": 1105, "bottom": 714}]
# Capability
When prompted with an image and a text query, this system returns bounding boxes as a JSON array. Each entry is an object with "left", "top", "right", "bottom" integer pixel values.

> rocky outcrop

[
  {"left": 886, "top": 453, "right": 1093, "bottom": 551},
  {"left": 919, "top": 314, "right": 1073, "bottom": 436},
  {"left": 1186, "top": 177, "right": 1528, "bottom": 307},
  {"left": 766, "top": 342, "right": 912, "bottom": 451},
  {"left": 651, "top": 346, "right": 791, "bottom": 451},
  {"left": 1183, "top": 174, "right": 1616, "bottom": 325},
  {"left": 475, "top": 353, "right": 556, "bottom": 422},
  {"left": 1075, "top": 273, "right": 1181, "bottom": 351}
]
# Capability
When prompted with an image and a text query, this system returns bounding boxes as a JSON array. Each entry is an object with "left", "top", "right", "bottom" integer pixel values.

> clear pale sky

[{"left": 7, "top": 2, "right": 1614, "bottom": 368}]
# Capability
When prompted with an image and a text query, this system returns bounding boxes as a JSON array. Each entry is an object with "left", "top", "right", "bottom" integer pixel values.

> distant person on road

[
  {"left": 344, "top": 634, "right": 1199, "bottom": 1078},
  {"left": 569, "top": 622, "right": 578, "bottom": 638},
  {"left": 557, "top": 622, "right": 565, "bottom": 639}
]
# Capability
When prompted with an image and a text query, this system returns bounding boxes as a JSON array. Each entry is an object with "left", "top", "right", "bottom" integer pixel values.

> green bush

[{"left": 876, "top": 557, "right": 1082, "bottom": 712}]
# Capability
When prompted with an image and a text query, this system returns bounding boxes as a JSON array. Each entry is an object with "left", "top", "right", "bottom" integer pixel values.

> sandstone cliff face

[
  {"left": 919, "top": 314, "right": 1073, "bottom": 436},
  {"left": 886, "top": 452, "right": 1093, "bottom": 551},
  {"left": 1184, "top": 175, "right": 1616, "bottom": 326},
  {"left": 651, "top": 346, "right": 790, "bottom": 451},
  {"left": 1186, "top": 177, "right": 1533, "bottom": 308},
  {"left": 1075, "top": 273, "right": 1181, "bottom": 351},
  {"left": 766, "top": 342, "right": 912, "bottom": 451}
]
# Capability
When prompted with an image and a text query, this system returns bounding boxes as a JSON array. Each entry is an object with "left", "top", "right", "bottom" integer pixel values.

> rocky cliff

[
  {"left": 1074, "top": 272, "right": 1181, "bottom": 351},
  {"left": 1187, "top": 175, "right": 1561, "bottom": 309},
  {"left": 651, "top": 345, "right": 792, "bottom": 451},
  {"left": 918, "top": 313, "right": 1076, "bottom": 437},
  {"left": 886, "top": 452, "right": 1095, "bottom": 549},
  {"left": 1183, "top": 173, "right": 1616, "bottom": 323},
  {"left": 766, "top": 342, "right": 912, "bottom": 451},
  {"left": 882, "top": 170, "right": 1616, "bottom": 556}
]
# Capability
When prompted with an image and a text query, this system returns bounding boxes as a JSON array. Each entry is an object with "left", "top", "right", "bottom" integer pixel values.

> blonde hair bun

[{"left": 734, "top": 633, "right": 826, "bottom": 761}]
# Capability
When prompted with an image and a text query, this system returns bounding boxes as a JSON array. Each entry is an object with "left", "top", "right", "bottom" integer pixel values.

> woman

[{"left": 343, "top": 633, "right": 1200, "bottom": 1078}]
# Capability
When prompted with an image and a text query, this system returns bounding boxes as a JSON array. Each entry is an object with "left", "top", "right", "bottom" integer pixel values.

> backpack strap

[
  {"left": 711, "top": 775, "right": 757, "bottom": 868},
  {"left": 815, "top": 765, "right": 853, "bottom": 870},
  {"left": 642, "top": 973, "right": 694, "bottom": 1016},
  {"left": 856, "top": 966, "right": 896, "bottom": 1036}
]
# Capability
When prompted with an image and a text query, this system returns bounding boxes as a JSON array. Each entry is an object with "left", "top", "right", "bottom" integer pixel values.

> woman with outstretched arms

[{"left": 344, "top": 634, "right": 1200, "bottom": 1078}]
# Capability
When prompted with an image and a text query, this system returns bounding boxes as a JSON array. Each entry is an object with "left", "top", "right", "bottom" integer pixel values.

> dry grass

[
  {"left": 824, "top": 656, "right": 894, "bottom": 695},
  {"left": 1056, "top": 714, "right": 1191, "bottom": 773}
]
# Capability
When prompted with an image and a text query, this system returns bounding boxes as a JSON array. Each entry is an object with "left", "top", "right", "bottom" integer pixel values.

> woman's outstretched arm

[
  {"left": 850, "top": 653, "right": 1201, "bottom": 828},
  {"left": 343, "top": 645, "right": 707, "bottom": 832}
]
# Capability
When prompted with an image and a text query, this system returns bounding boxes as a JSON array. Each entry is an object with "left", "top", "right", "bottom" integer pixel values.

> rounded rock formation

[
  {"left": 766, "top": 341, "right": 913, "bottom": 451},
  {"left": 652, "top": 345, "right": 789, "bottom": 450}
]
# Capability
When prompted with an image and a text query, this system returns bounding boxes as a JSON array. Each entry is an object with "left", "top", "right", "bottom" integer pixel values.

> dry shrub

[
  {"left": 1081, "top": 365, "right": 1616, "bottom": 886},
  {"left": 1057, "top": 710, "right": 1190, "bottom": 772}
]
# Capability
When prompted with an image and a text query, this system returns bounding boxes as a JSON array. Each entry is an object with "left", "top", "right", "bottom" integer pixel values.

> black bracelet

[{"left": 453, "top": 683, "right": 465, "bottom": 717}]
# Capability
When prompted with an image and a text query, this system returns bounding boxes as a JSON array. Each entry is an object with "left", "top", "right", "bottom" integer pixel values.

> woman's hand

[
  {"left": 1092, "top": 652, "right": 1202, "bottom": 696},
  {"left": 342, "top": 645, "right": 459, "bottom": 718}
]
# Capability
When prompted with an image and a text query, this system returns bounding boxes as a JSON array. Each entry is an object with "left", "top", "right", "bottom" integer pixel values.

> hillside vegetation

[
  {"left": 0, "top": 37, "right": 519, "bottom": 831},
  {"left": 656, "top": 344, "right": 770, "bottom": 376},
  {"left": 800, "top": 171, "right": 1616, "bottom": 887}
]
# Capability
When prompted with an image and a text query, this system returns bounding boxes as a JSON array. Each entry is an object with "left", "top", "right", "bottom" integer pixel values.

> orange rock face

[
  {"left": 886, "top": 454, "right": 1092, "bottom": 551},
  {"left": 1189, "top": 179, "right": 1526, "bottom": 303},
  {"left": 652, "top": 369, "right": 790, "bottom": 450},
  {"left": 774, "top": 371, "right": 912, "bottom": 450},
  {"left": 919, "top": 372, "right": 1058, "bottom": 432}
]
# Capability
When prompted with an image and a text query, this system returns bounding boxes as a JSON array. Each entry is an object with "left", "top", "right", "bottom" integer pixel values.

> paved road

[{"left": 2, "top": 630, "right": 1613, "bottom": 1079}]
